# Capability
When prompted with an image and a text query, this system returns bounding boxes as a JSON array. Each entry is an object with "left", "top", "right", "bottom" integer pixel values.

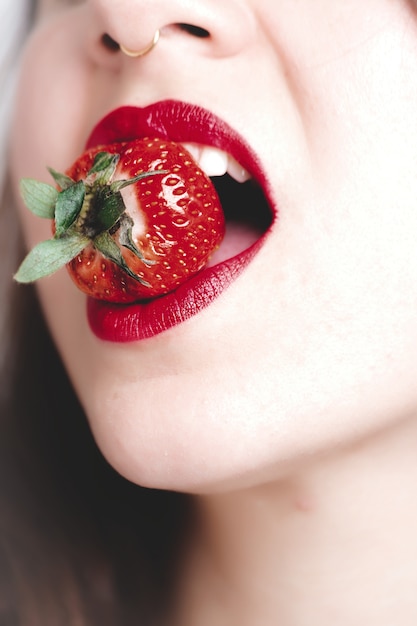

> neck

[{"left": 176, "top": 417, "right": 417, "bottom": 625}]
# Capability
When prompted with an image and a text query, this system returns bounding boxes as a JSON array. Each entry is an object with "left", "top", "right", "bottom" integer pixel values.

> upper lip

[{"left": 86, "top": 99, "right": 273, "bottom": 201}]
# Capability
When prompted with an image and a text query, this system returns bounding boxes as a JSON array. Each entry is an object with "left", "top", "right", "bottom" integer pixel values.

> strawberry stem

[
  {"left": 15, "top": 151, "right": 167, "bottom": 287},
  {"left": 80, "top": 187, "right": 126, "bottom": 238}
]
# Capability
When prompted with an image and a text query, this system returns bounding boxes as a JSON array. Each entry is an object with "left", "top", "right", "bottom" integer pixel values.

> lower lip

[{"left": 87, "top": 237, "right": 264, "bottom": 342}]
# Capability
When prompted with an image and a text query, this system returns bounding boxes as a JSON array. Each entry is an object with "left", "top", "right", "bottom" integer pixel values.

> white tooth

[
  {"left": 198, "top": 146, "right": 228, "bottom": 177},
  {"left": 227, "top": 156, "right": 251, "bottom": 183},
  {"left": 182, "top": 142, "right": 202, "bottom": 162},
  {"left": 182, "top": 142, "right": 251, "bottom": 183}
]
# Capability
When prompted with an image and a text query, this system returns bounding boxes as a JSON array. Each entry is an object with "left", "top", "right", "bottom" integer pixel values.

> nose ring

[{"left": 120, "top": 30, "right": 160, "bottom": 58}]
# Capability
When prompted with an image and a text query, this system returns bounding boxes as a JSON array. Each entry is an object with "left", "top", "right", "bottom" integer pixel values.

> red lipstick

[
  {"left": 86, "top": 100, "right": 275, "bottom": 342},
  {"left": 87, "top": 237, "right": 264, "bottom": 342}
]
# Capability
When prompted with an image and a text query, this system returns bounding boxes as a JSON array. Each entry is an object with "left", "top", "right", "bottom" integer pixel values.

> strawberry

[{"left": 14, "top": 137, "right": 225, "bottom": 302}]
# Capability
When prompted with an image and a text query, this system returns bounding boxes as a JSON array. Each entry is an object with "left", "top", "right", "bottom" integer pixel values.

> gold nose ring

[{"left": 120, "top": 30, "right": 160, "bottom": 58}]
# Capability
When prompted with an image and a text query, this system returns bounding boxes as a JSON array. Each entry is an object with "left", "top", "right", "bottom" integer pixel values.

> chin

[{"left": 76, "top": 375, "right": 274, "bottom": 494}]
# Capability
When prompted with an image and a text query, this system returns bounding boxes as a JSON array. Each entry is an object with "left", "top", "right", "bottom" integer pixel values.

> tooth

[
  {"left": 227, "top": 156, "right": 251, "bottom": 183},
  {"left": 182, "top": 143, "right": 202, "bottom": 163},
  {"left": 182, "top": 142, "right": 251, "bottom": 183},
  {"left": 197, "top": 146, "right": 228, "bottom": 177}
]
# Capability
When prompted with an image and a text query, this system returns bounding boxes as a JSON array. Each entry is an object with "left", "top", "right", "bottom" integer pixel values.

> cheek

[
  {"left": 10, "top": 20, "right": 97, "bottom": 273},
  {"left": 8, "top": 16, "right": 107, "bottom": 410},
  {"left": 10, "top": 16, "right": 92, "bottom": 191}
]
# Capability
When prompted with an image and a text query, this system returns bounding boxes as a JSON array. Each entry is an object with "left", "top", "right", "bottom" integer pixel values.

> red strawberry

[{"left": 14, "top": 137, "right": 225, "bottom": 303}]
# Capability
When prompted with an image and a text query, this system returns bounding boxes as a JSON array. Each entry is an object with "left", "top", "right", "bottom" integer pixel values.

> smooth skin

[{"left": 9, "top": 1, "right": 417, "bottom": 623}]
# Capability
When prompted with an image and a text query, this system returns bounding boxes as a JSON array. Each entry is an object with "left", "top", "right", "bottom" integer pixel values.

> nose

[{"left": 88, "top": 0, "right": 256, "bottom": 59}]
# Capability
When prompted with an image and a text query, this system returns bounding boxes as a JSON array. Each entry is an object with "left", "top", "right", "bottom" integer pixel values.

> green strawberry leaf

[
  {"left": 111, "top": 169, "right": 168, "bottom": 192},
  {"left": 47, "top": 167, "right": 75, "bottom": 191},
  {"left": 20, "top": 179, "right": 58, "bottom": 219},
  {"left": 118, "top": 213, "right": 155, "bottom": 266},
  {"left": 14, "top": 233, "right": 89, "bottom": 283},
  {"left": 88, "top": 152, "right": 120, "bottom": 184},
  {"left": 55, "top": 180, "right": 86, "bottom": 237},
  {"left": 93, "top": 231, "right": 150, "bottom": 286}
]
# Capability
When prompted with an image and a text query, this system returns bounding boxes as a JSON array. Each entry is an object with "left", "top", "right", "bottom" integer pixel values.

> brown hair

[{"left": 0, "top": 182, "right": 193, "bottom": 624}]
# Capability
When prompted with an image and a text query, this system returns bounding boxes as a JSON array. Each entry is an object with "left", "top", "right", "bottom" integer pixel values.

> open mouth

[
  {"left": 86, "top": 101, "right": 275, "bottom": 341},
  {"left": 86, "top": 99, "right": 276, "bottom": 239},
  {"left": 180, "top": 142, "right": 273, "bottom": 267}
]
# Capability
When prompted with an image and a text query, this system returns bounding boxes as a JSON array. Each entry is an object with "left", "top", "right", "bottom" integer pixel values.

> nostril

[
  {"left": 176, "top": 24, "right": 210, "bottom": 38},
  {"left": 101, "top": 33, "right": 120, "bottom": 53},
  {"left": 100, "top": 26, "right": 209, "bottom": 55}
]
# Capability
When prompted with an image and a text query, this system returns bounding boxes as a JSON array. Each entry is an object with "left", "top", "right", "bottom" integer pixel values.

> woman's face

[{"left": 10, "top": 0, "right": 417, "bottom": 492}]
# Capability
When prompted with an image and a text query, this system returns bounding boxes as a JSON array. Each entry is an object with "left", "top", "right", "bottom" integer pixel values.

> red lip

[{"left": 86, "top": 100, "right": 275, "bottom": 342}]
